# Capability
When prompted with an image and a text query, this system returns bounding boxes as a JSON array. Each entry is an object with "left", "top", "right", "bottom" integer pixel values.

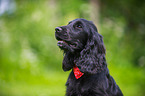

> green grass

[
  {"left": 108, "top": 63, "right": 145, "bottom": 96},
  {"left": 0, "top": 71, "right": 69, "bottom": 96}
]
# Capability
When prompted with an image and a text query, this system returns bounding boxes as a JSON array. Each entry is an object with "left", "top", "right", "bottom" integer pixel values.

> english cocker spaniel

[{"left": 55, "top": 18, "right": 123, "bottom": 96}]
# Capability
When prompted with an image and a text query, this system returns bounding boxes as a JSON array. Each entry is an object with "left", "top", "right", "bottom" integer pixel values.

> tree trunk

[{"left": 89, "top": 0, "right": 100, "bottom": 29}]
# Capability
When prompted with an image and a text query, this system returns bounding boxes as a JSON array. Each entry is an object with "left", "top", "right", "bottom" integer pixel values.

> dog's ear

[
  {"left": 75, "top": 26, "right": 106, "bottom": 74},
  {"left": 62, "top": 52, "right": 74, "bottom": 71}
]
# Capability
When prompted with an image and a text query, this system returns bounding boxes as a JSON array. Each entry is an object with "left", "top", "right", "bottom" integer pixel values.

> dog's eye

[{"left": 75, "top": 23, "right": 82, "bottom": 29}]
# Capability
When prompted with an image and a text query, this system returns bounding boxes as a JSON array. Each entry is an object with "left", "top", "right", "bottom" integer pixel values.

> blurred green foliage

[{"left": 0, "top": 0, "right": 145, "bottom": 96}]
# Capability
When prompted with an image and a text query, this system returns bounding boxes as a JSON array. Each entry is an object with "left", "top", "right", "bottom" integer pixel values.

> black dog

[{"left": 55, "top": 18, "right": 123, "bottom": 96}]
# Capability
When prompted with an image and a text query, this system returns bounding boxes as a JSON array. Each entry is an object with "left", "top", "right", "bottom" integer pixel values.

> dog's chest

[
  {"left": 67, "top": 79, "right": 91, "bottom": 95},
  {"left": 66, "top": 71, "right": 93, "bottom": 95}
]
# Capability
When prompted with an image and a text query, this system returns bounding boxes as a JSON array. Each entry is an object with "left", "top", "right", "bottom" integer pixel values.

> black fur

[{"left": 55, "top": 18, "right": 123, "bottom": 96}]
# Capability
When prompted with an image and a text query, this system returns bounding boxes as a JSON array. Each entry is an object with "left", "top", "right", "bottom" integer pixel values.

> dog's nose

[{"left": 55, "top": 27, "right": 62, "bottom": 33}]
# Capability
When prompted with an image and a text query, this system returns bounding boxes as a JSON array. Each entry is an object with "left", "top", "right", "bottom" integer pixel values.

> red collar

[{"left": 73, "top": 65, "right": 84, "bottom": 79}]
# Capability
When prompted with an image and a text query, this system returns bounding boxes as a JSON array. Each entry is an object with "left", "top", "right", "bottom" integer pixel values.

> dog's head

[
  {"left": 55, "top": 19, "right": 106, "bottom": 74},
  {"left": 55, "top": 19, "right": 98, "bottom": 53}
]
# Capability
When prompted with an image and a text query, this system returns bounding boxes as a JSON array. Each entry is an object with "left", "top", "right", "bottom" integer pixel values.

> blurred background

[{"left": 0, "top": 0, "right": 145, "bottom": 96}]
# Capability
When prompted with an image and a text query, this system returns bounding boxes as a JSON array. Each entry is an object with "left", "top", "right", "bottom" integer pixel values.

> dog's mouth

[
  {"left": 57, "top": 41, "right": 68, "bottom": 47},
  {"left": 57, "top": 40, "right": 77, "bottom": 48}
]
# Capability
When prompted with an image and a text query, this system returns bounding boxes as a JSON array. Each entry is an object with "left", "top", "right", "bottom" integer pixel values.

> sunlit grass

[
  {"left": 0, "top": 70, "right": 68, "bottom": 96},
  {"left": 108, "top": 63, "right": 145, "bottom": 96}
]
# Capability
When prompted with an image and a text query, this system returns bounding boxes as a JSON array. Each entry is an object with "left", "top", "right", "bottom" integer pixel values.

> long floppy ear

[
  {"left": 62, "top": 52, "right": 74, "bottom": 71},
  {"left": 75, "top": 28, "right": 107, "bottom": 74}
]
